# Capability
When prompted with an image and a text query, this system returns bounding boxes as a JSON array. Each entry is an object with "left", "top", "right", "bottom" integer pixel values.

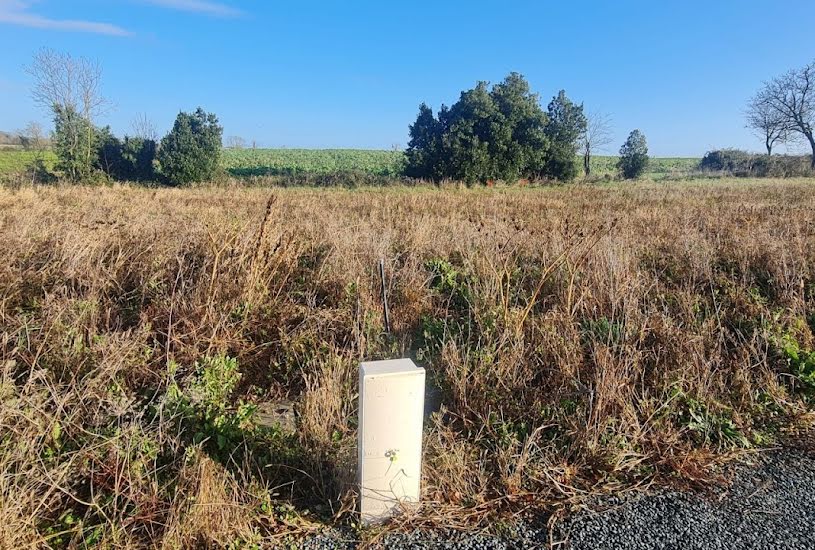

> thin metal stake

[{"left": 379, "top": 258, "right": 391, "bottom": 333}]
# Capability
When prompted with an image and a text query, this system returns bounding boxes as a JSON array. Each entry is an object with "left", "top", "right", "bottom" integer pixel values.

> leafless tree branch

[
  {"left": 581, "top": 111, "right": 613, "bottom": 176},
  {"left": 757, "top": 60, "right": 815, "bottom": 167},
  {"left": 131, "top": 113, "right": 158, "bottom": 141}
]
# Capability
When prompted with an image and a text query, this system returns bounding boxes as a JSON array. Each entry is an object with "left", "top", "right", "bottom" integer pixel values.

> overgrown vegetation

[{"left": 1, "top": 180, "right": 813, "bottom": 546}]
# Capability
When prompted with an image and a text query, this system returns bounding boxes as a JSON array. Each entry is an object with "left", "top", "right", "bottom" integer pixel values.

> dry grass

[{"left": 1, "top": 178, "right": 814, "bottom": 547}]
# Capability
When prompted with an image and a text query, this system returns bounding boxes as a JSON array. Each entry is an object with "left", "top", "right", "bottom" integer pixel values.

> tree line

[
  {"left": 405, "top": 72, "right": 648, "bottom": 183},
  {"left": 20, "top": 49, "right": 815, "bottom": 186},
  {"left": 25, "top": 50, "right": 651, "bottom": 186},
  {"left": 27, "top": 49, "right": 223, "bottom": 186}
]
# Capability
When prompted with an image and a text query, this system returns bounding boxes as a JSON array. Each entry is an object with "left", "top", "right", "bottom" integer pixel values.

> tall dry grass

[{"left": 1, "top": 179, "right": 814, "bottom": 546}]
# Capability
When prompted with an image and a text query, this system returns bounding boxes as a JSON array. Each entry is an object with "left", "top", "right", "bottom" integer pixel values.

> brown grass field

[{"left": 1, "top": 179, "right": 815, "bottom": 547}]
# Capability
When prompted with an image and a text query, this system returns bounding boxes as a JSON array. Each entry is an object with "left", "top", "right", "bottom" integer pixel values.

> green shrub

[
  {"left": 699, "top": 149, "right": 755, "bottom": 175},
  {"left": 618, "top": 129, "right": 649, "bottom": 179},
  {"left": 97, "top": 131, "right": 157, "bottom": 182},
  {"left": 158, "top": 107, "right": 223, "bottom": 186},
  {"left": 167, "top": 355, "right": 259, "bottom": 456}
]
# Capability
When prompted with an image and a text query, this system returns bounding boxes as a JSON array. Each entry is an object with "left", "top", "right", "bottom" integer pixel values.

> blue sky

[{"left": 0, "top": 0, "right": 813, "bottom": 156}]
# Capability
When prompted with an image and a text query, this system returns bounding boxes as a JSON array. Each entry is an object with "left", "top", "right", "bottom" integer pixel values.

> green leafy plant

[
  {"left": 779, "top": 334, "right": 815, "bottom": 393},
  {"left": 672, "top": 389, "right": 750, "bottom": 449},
  {"left": 405, "top": 72, "right": 554, "bottom": 183},
  {"left": 168, "top": 355, "right": 259, "bottom": 457},
  {"left": 580, "top": 317, "right": 624, "bottom": 346}
]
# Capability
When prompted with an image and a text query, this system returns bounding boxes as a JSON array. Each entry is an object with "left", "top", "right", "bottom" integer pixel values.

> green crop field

[
  {"left": 589, "top": 155, "right": 700, "bottom": 176},
  {"left": 0, "top": 149, "right": 58, "bottom": 174},
  {"left": 0, "top": 147, "right": 701, "bottom": 180},
  {"left": 221, "top": 149, "right": 700, "bottom": 179},
  {"left": 221, "top": 148, "right": 407, "bottom": 177}
]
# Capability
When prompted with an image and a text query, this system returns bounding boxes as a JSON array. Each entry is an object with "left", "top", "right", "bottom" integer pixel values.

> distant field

[
  {"left": 589, "top": 155, "right": 700, "bottom": 177},
  {"left": 0, "top": 147, "right": 700, "bottom": 179},
  {"left": 221, "top": 148, "right": 407, "bottom": 177},
  {"left": 0, "top": 149, "right": 57, "bottom": 174},
  {"left": 221, "top": 149, "right": 701, "bottom": 179}
]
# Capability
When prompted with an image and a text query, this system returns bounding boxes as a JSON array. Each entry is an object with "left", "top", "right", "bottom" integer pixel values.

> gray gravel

[
  {"left": 297, "top": 448, "right": 815, "bottom": 549},
  {"left": 559, "top": 448, "right": 815, "bottom": 550}
]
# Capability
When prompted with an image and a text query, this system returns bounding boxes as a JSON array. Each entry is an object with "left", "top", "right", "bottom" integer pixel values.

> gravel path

[{"left": 299, "top": 448, "right": 815, "bottom": 549}]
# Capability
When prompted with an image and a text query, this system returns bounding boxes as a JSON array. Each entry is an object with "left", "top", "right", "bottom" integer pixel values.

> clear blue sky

[{"left": 1, "top": 0, "right": 813, "bottom": 156}]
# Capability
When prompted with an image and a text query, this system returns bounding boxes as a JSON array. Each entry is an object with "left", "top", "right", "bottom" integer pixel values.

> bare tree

[
  {"left": 131, "top": 113, "right": 158, "bottom": 141},
  {"left": 26, "top": 48, "right": 107, "bottom": 179},
  {"left": 19, "top": 122, "right": 46, "bottom": 151},
  {"left": 27, "top": 48, "right": 107, "bottom": 119},
  {"left": 581, "top": 111, "right": 613, "bottom": 176},
  {"left": 761, "top": 60, "right": 815, "bottom": 168},
  {"left": 746, "top": 90, "right": 789, "bottom": 155},
  {"left": 225, "top": 136, "right": 246, "bottom": 149}
]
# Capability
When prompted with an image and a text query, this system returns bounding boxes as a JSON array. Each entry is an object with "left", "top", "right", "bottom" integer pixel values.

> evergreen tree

[
  {"left": 96, "top": 131, "right": 157, "bottom": 182},
  {"left": 489, "top": 72, "right": 549, "bottom": 180},
  {"left": 618, "top": 130, "right": 649, "bottom": 179},
  {"left": 544, "top": 90, "right": 587, "bottom": 181},
  {"left": 404, "top": 73, "right": 550, "bottom": 184},
  {"left": 405, "top": 103, "right": 442, "bottom": 179},
  {"left": 158, "top": 108, "right": 223, "bottom": 186},
  {"left": 444, "top": 81, "right": 500, "bottom": 184}
]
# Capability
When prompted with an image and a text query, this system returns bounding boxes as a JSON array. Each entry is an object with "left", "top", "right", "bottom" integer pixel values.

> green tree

[
  {"left": 544, "top": 90, "right": 587, "bottom": 181},
  {"left": 158, "top": 108, "right": 223, "bottom": 186},
  {"left": 97, "top": 131, "right": 157, "bottom": 182},
  {"left": 444, "top": 81, "right": 500, "bottom": 184},
  {"left": 404, "top": 73, "right": 549, "bottom": 184},
  {"left": 618, "top": 129, "right": 649, "bottom": 179},
  {"left": 490, "top": 72, "right": 549, "bottom": 180},
  {"left": 405, "top": 103, "right": 443, "bottom": 179},
  {"left": 52, "top": 105, "right": 99, "bottom": 182},
  {"left": 27, "top": 49, "right": 107, "bottom": 183}
]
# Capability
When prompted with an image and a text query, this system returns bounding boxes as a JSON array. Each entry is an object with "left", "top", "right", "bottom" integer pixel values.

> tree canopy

[
  {"left": 158, "top": 108, "right": 223, "bottom": 186},
  {"left": 406, "top": 73, "right": 585, "bottom": 183},
  {"left": 618, "top": 130, "right": 649, "bottom": 179}
]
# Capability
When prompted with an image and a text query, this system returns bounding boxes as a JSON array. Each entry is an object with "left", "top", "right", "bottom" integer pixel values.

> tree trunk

[
  {"left": 808, "top": 132, "right": 815, "bottom": 169},
  {"left": 584, "top": 150, "right": 591, "bottom": 176},
  {"left": 766, "top": 137, "right": 772, "bottom": 156}
]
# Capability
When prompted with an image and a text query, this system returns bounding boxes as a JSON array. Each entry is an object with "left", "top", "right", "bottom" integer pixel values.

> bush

[
  {"left": 158, "top": 107, "right": 223, "bottom": 186},
  {"left": 97, "top": 129, "right": 157, "bottom": 182},
  {"left": 699, "top": 149, "right": 755, "bottom": 175},
  {"left": 618, "top": 130, "right": 649, "bottom": 179},
  {"left": 700, "top": 149, "right": 812, "bottom": 177}
]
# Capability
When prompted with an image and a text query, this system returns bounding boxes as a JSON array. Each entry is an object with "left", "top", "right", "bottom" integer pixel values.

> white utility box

[{"left": 358, "top": 358, "right": 426, "bottom": 524}]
